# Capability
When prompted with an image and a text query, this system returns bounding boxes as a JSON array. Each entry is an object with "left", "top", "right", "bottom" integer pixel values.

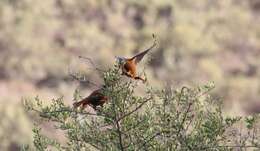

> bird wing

[
  {"left": 87, "top": 89, "right": 105, "bottom": 103},
  {"left": 131, "top": 34, "right": 157, "bottom": 64}
]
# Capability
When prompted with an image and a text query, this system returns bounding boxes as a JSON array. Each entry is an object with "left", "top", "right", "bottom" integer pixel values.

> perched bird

[
  {"left": 116, "top": 35, "right": 157, "bottom": 83},
  {"left": 73, "top": 88, "right": 108, "bottom": 110}
]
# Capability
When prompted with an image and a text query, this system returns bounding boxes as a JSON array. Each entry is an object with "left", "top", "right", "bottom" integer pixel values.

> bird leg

[
  {"left": 134, "top": 76, "right": 146, "bottom": 83},
  {"left": 122, "top": 70, "right": 146, "bottom": 83}
]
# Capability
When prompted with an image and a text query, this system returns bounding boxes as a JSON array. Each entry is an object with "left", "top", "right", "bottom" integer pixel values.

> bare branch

[
  {"left": 173, "top": 102, "right": 193, "bottom": 150},
  {"left": 68, "top": 66, "right": 100, "bottom": 88},
  {"left": 137, "top": 132, "right": 161, "bottom": 150},
  {"left": 78, "top": 56, "right": 105, "bottom": 73},
  {"left": 115, "top": 119, "right": 125, "bottom": 151},
  {"left": 31, "top": 107, "right": 114, "bottom": 123}
]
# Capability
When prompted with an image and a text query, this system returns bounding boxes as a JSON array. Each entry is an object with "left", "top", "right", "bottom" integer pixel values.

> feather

[{"left": 131, "top": 36, "right": 157, "bottom": 64}]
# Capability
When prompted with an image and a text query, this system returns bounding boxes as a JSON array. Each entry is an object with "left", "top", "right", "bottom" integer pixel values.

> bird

[
  {"left": 73, "top": 88, "right": 108, "bottom": 110},
  {"left": 116, "top": 34, "right": 157, "bottom": 83}
]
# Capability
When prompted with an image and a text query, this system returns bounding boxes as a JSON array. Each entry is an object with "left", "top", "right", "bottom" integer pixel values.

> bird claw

[{"left": 143, "top": 78, "right": 147, "bottom": 83}]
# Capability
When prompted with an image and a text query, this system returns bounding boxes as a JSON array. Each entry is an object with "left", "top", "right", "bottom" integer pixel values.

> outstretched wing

[{"left": 131, "top": 34, "right": 157, "bottom": 64}]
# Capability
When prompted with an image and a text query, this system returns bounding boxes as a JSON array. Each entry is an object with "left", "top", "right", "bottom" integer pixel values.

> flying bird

[
  {"left": 73, "top": 88, "right": 108, "bottom": 110},
  {"left": 116, "top": 34, "right": 157, "bottom": 83}
]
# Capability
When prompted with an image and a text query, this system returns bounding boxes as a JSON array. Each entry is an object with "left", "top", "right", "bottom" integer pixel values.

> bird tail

[{"left": 73, "top": 99, "right": 88, "bottom": 108}]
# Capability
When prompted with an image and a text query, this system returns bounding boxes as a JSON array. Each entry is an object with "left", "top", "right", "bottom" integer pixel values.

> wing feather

[{"left": 131, "top": 34, "right": 157, "bottom": 64}]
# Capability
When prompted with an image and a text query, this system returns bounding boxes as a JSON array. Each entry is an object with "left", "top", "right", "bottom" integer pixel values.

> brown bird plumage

[
  {"left": 117, "top": 35, "right": 157, "bottom": 83},
  {"left": 73, "top": 89, "right": 108, "bottom": 110}
]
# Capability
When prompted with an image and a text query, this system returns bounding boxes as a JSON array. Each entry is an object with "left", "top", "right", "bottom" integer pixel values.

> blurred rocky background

[{"left": 0, "top": 0, "right": 259, "bottom": 150}]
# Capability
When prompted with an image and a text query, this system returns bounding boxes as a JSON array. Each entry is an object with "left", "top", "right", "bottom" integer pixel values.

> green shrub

[{"left": 22, "top": 65, "right": 260, "bottom": 151}]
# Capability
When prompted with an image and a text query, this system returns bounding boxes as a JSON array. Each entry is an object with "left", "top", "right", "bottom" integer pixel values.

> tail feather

[{"left": 73, "top": 99, "right": 88, "bottom": 108}]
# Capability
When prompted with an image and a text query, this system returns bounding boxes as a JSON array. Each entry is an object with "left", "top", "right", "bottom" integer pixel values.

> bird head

[{"left": 115, "top": 56, "right": 126, "bottom": 65}]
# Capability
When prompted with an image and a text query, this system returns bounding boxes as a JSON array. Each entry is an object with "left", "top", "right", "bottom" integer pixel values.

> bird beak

[
  {"left": 115, "top": 56, "right": 120, "bottom": 61},
  {"left": 115, "top": 56, "right": 124, "bottom": 63}
]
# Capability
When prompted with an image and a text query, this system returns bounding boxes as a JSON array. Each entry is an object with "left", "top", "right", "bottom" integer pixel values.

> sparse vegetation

[{"left": 22, "top": 65, "right": 260, "bottom": 150}]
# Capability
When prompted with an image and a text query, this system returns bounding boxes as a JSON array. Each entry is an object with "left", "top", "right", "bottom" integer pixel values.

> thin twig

[
  {"left": 138, "top": 132, "right": 160, "bottom": 150},
  {"left": 78, "top": 56, "right": 105, "bottom": 73},
  {"left": 116, "top": 97, "right": 152, "bottom": 122},
  {"left": 174, "top": 102, "right": 193, "bottom": 150},
  {"left": 32, "top": 107, "right": 114, "bottom": 123},
  {"left": 124, "top": 118, "right": 147, "bottom": 133},
  {"left": 116, "top": 119, "right": 124, "bottom": 151},
  {"left": 200, "top": 145, "right": 260, "bottom": 150},
  {"left": 184, "top": 113, "right": 195, "bottom": 133},
  {"left": 31, "top": 108, "right": 63, "bottom": 123},
  {"left": 196, "top": 85, "right": 215, "bottom": 98},
  {"left": 137, "top": 129, "right": 172, "bottom": 150},
  {"left": 71, "top": 133, "right": 103, "bottom": 150},
  {"left": 68, "top": 66, "right": 100, "bottom": 88}
]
